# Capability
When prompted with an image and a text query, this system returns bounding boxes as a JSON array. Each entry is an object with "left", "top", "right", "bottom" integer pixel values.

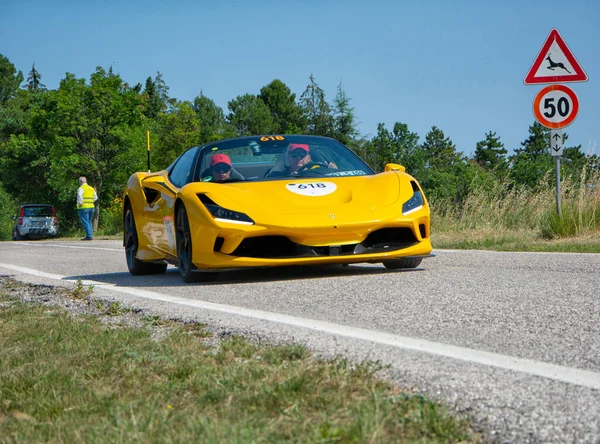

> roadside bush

[
  {"left": 0, "top": 185, "right": 16, "bottom": 240},
  {"left": 96, "top": 195, "right": 123, "bottom": 236}
]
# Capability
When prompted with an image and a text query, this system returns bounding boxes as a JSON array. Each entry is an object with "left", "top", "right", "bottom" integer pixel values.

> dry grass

[{"left": 431, "top": 166, "right": 600, "bottom": 252}]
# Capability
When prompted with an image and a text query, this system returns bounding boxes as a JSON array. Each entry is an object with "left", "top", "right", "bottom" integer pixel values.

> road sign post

[
  {"left": 532, "top": 85, "right": 577, "bottom": 216},
  {"left": 550, "top": 129, "right": 563, "bottom": 215},
  {"left": 554, "top": 156, "right": 561, "bottom": 215},
  {"left": 525, "top": 29, "right": 587, "bottom": 216}
]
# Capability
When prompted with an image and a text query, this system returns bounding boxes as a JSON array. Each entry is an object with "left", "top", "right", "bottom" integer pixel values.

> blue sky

[{"left": 1, "top": 0, "right": 599, "bottom": 157}]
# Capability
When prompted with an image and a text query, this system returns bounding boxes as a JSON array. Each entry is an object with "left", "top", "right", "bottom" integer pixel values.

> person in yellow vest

[{"left": 77, "top": 176, "right": 97, "bottom": 241}]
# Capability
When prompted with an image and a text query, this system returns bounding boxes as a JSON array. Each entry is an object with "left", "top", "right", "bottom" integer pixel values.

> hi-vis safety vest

[{"left": 78, "top": 184, "right": 95, "bottom": 209}]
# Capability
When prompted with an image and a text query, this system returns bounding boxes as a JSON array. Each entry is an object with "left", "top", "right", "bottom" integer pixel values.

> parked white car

[{"left": 11, "top": 204, "right": 59, "bottom": 240}]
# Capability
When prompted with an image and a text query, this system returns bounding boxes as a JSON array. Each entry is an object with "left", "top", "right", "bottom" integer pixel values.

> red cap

[
  {"left": 210, "top": 153, "right": 232, "bottom": 167},
  {"left": 289, "top": 143, "right": 310, "bottom": 153}
]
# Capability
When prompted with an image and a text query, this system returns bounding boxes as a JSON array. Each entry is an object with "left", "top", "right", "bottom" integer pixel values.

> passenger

[
  {"left": 268, "top": 143, "right": 336, "bottom": 177},
  {"left": 201, "top": 153, "right": 244, "bottom": 182}
]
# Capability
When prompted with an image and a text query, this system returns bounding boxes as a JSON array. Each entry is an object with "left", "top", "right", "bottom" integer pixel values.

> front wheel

[
  {"left": 382, "top": 258, "right": 422, "bottom": 270},
  {"left": 124, "top": 205, "right": 167, "bottom": 275},
  {"left": 176, "top": 205, "right": 216, "bottom": 283}
]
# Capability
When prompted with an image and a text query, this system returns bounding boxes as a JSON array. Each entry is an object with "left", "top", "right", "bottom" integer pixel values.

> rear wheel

[
  {"left": 124, "top": 205, "right": 167, "bottom": 275},
  {"left": 12, "top": 228, "right": 24, "bottom": 241},
  {"left": 383, "top": 258, "right": 422, "bottom": 270},
  {"left": 176, "top": 205, "right": 216, "bottom": 283}
]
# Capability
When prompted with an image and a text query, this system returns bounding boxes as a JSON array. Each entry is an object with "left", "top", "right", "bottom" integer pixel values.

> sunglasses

[
  {"left": 289, "top": 150, "right": 308, "bottom": 159},
  {"left": 213, "top": 164, "right": 231, "bottom": 173}
]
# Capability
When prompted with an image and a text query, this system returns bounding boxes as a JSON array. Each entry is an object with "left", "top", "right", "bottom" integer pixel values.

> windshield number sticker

[
  {"left": 260, "top": 135, "right": 285, "bottom": 141},
  {"left": 325, "top": 170, "right": 366, "bottom": 177},
  {"left": 286, "top": 182, "right": 337, "bottom": 196}
]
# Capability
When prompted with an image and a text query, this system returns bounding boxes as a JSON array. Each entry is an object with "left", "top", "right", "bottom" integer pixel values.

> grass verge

[
  {"left": 0, "top": 278, "right": 477, "bottom": 443},
  {"left": 432, "top": 228, "right": 600, "bottom": 253}
]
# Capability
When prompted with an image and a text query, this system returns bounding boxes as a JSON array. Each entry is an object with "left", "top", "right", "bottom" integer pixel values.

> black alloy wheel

[
  {"left": 124, "top": 205, "right": 167, "bottom": 275},
  {"left": 176, "top": 205, "right": 216, "bottom": 283}
]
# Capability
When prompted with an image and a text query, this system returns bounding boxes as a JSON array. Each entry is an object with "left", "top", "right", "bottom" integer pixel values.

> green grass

[
  {"left": 432, "top": 227, "right": 600, "bottom": 253},
  {"left": 0, "top": 279, "right": 477, "bottom": 443}
]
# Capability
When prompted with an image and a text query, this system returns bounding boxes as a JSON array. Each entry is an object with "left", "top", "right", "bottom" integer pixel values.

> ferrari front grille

[
  {"left": 228, "top": 228, "right": 419, "bottom": 259},
  {"left": 231, "top": 236, "right": 311, "bottom": 258},
  {"left": 361, "top": 228, "right": 418, "bottom": 250}
]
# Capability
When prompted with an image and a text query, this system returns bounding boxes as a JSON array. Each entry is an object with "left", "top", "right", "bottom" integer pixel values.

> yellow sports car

[{"left": 123, "top": 135, "right": 433, "bottom": 282}]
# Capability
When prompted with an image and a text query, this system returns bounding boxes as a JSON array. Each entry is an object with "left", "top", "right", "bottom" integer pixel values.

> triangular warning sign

[{"left": 524, "top": 28, "right": 588, "bottom": 84}]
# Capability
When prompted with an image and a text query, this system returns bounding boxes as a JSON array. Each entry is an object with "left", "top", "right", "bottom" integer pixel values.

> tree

[
  {"left": 142, "top": 72, "right": 173, "bottom": 118},
  {"left": 0, "top": 184, "right": 16, "bottom": 240},
  {"left": 299, "top": 74, "right": 333, "bottom": 137},
  {"left": 369, "top": 122, "right": 423, "bottom": 173},
  {"left": 40, "top": 67, "right": 147, "bottom": 228},
  {"left": 154, "top": 101, "right": 201, "bottom": 169},
  {"left": 331, "top": 82, "right": 358, "bottom": 146},
  {"left": 259, "top": 79, "right": 305, "bottom": 134},
  {"left": 226, "top": 94, "right": 275, "bottom": 136},
  {"left": 419, "top": 126, "right": 475, "bottom": 205},
  {"left": 0, "top": 133, "right": 54, "bottom": 205},
  {"left": 0, "top": 54, "right": 24, "bottom": 104},
  {"left": 25, "top": 63, "right": 46, "bottom": 92},
  {"left": 510, "top": 122, "right": 552, "bottom": 188},
  {"left": 192, "top": 91, "right": 229, "bottom": 143},
  {"left": 513, "top": 121, "right": 550, "bottom": 158},
  {"left": 473, "top": 131, "right": 508, "bottom": 174},
  {"left": 421, "top": 126, "right": 462, "bottom": 170}
]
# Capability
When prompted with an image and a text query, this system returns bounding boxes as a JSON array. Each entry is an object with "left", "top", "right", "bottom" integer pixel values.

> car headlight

[
  {"left": 402, "top": 190, "right": 424, "bottom": 215},
  {"left": 198, "top": 194, "right": 254, "bottom": 225},
  {"left": 206, "top": 204, "right": 254, "bottom": 225}
]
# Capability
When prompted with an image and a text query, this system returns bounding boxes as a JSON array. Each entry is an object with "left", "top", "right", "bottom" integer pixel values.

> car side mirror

[
  {"left": 384, "top": 163, "right": 406, "bottom": 173},
  {"left": 10, "top": 215, "right": 15, "bottom": 220}
]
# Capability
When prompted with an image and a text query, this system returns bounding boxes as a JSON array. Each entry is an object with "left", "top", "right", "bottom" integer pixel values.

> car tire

[
  {"left": 12, "top": 229, "right": 24, "bottom": 241},
  {"left": 382, "top": 258, "right": 422, "bottom": 270},
  {"left": 176, "top": 205, "right": 217, "bottom": 283},
  {"left": 124, "top": 205, "right": 167, "bottom": 275}
]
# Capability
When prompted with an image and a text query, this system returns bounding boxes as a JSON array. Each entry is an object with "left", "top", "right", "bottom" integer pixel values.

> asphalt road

[{"left": 1, "top": 239, "right": 599, "bottom": 443}]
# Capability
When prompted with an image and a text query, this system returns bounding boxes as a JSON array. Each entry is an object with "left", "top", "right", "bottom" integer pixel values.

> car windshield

[
  {"left": 195, "top": 135, "right": 374, "bottom": 183},
  {"left": 22, "top": 206, "right": 54, "bottom": 217}
]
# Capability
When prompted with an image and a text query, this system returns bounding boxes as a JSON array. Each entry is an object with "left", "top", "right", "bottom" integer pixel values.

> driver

[
  {"left": 268, "top": 143, "right": 336, "bottom": 177},
  {"left": 201, "top": 153, "right": 244, "bottom": 182}
]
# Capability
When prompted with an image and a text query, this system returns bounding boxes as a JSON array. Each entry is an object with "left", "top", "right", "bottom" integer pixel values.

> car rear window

[{"left": 23, "top": 206, "right": 54, "bottom": 217}]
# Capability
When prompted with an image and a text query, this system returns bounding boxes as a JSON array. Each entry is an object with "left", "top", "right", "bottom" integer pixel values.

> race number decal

[{"left": 286, "top": 182, "right": 337, "bottom": 196}]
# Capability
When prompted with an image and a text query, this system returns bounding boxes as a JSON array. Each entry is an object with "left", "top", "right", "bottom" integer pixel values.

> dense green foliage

[{"left": 0, "top": 53, "right": 598, "bottom": 238}]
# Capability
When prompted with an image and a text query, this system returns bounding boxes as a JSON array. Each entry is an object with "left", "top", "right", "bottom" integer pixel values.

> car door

[{"left": 141, "top": 147, "right": 199, "bottom": 258}]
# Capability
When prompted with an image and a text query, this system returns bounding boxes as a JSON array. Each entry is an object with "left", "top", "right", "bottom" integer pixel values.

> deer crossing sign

[{"left": 524, "top": 28, "right": 587, "bottom": 85}]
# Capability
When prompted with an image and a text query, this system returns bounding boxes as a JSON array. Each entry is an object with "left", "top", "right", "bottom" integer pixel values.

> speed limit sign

[{"left": 533, "top": 84, "right": 579, "bottom": 129}]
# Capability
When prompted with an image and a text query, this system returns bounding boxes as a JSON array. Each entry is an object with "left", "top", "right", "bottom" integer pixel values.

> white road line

[
  {"left": 12, "top": 242, "right": 122, "bottom": 252},
  {"left": 2, "top": 262, "right": 600, "bottom": 391}
]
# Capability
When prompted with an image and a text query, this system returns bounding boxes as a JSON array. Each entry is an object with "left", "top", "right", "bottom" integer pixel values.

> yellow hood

[{"left": 185, "top": 172, "right": 407, "bottom": 229}]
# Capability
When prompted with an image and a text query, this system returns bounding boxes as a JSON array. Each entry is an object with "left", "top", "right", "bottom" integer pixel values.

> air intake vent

[{"left": 362, "top": 228, "right": 418, "bottom": 250}]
